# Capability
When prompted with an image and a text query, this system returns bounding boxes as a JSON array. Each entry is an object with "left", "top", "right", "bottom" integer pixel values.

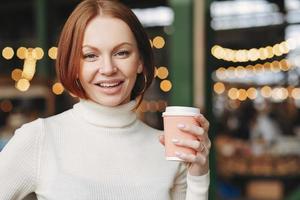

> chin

[{"left": 93, "top": 96, "right": 130, "bottom": 107}]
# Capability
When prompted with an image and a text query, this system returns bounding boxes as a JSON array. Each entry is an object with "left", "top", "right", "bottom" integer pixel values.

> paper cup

[{"left": 162, "top": 106, "right": 200, "bottom": 161}]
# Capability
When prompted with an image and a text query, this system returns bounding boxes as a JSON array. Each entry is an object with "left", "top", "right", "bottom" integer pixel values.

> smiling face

[{"left": 79, "top": 15, "right": 143, "bottom": 107}]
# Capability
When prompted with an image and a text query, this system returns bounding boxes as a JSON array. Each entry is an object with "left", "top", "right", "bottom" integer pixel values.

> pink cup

[{"left": 162, "top": 106, "right": 200, "bottom": 161}]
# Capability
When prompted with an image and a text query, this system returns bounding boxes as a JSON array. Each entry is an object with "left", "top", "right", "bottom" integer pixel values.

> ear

[{"left": 137, "top": 62, "right": 143, "bottom": 74}]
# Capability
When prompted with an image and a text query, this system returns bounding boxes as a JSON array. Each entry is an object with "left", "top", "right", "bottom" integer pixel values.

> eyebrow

[{"left": 82, "top": 42, "right": 133, "bottom": 51}]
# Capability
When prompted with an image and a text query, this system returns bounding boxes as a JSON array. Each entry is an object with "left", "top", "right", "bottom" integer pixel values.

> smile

[{"left": 96, "top": 81, "right": 123, "bottom": 88}]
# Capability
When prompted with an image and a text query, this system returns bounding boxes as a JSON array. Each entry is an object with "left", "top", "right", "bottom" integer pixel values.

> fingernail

[
  {"left": 175, "top": 151, "right": 181, "bottom": 156},
  {"left": 172, "top": 138, "right": 179, "bottom": 143},
  {"left": 177, "top": 124, "right": 185, "bottom": 128}
]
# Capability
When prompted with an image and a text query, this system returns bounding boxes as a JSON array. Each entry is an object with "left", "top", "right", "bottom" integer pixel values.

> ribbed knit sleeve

[
  {"left": 186, "top": 172, "right": 210, "bottom": 199},
  {"left": 171, "top": 163, "right": 209, "bottom": 200},
  {"left": 0, "top": 119, "right": 42, "bottom": 200}
]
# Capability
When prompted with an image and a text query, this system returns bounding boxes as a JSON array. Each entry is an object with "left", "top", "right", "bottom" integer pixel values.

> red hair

[{"left": 56, "top": 0, "right": 154, "bottom": 105}]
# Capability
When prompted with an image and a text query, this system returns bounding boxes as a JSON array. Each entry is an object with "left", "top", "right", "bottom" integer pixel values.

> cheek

[
  {"left": 79, "top": 65, "right": 96, "bottom": 82},
  {"left": 119, "top": 59, "right": 141, "bottom": 77}
]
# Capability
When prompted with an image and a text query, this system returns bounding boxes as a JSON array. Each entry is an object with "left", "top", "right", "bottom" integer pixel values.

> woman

[{"left": 0, "top": 0, "right": 211, "bottom": 199}]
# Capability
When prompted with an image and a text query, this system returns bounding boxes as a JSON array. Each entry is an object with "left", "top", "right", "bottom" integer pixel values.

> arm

[
  {"left": 0, "top": 119, "right": 42, "bottom": 200},
  {"left": 186, "top": 171, "right": 210, "bottom": 199},
  {"left": 170, "top": 163, "right": 210, "bottom": 200}
]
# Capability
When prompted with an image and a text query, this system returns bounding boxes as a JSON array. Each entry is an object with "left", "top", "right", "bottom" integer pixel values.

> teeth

[{"left": 98, "top": 82, "right": 120, "bottom": 88}]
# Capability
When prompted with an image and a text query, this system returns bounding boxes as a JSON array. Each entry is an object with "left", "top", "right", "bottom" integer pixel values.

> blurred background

[{"left": 1, "top": 0, "right": 300, "bottom": 199}]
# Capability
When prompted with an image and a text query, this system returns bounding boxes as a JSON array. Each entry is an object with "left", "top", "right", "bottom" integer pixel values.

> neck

[{"left": 72, "top": 99, "right": 137, "bottom": 128}]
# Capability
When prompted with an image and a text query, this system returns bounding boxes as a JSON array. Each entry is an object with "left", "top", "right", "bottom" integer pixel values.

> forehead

[{"left": 82, "top": 15, "right": 136, "bottom": 47}]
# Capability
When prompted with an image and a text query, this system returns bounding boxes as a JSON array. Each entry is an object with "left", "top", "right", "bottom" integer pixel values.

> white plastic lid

[{"left": 162, "top": 106, "right": 200, "bottom": 117}]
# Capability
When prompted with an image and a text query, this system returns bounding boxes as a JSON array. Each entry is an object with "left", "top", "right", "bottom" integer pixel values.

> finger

[
  {"left": 177, "top": 124, "right": 205, "bottom": 138},
  {"left": 172, "top": 139, "right": 210, "bottom": 157},
  {"left": 159, "top": 134, "right": 165, "bottom": 146},
  {"left": 172, "top": 138, "right": 201, "bottom": 151},
  {"left": 201, "top": 134, "right": 211, "bottom": 149},
  {"left": 175, "top": 152, "right": 207, "bottom": 164},
  {"left": 199, "top": 142, "right": 210, "bottom": 157},
  {"left": 195, "top": 114, "right": 210, "bottom": 133},
  {"left": 175, "top": 124, "right": 211, "bottom": 151},
  {"left": 205, "top": 139, "right": 212, "bottom": 150}
]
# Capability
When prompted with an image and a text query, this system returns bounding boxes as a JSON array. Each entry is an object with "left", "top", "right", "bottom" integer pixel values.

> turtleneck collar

[{"left": 72, "top": 99, "right": 137, "bottom": 128}]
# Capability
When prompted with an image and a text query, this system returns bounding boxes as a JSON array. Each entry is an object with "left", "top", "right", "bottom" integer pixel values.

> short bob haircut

[{"left": 56, "top": 0, "right": 154, "bottom": 105}]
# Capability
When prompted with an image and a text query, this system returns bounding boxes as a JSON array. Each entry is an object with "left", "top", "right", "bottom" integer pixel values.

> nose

[{"left": 98, "top": 55, "right": 117, "bottom": 75}]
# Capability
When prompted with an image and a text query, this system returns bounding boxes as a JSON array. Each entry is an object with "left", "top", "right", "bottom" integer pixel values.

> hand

[{"left": 159, "top": 114, "right": 211, "bottom": 176}]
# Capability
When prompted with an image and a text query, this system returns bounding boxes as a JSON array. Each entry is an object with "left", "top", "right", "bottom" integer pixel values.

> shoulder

[
  {"left": 1, "top": 118, "right": 44, "bottom": 158},
  {"left": 16, "top": 118, "right": 43, "bottom": 136},
  {"left": 16, "top": 107, "right": 74, "bottom": 136},
  {"left": 41, "top": 108, "right": 74, "bottom": 127}
]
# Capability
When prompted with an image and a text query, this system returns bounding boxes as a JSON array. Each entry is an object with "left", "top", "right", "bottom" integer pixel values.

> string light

[
  {"left": 0, "top": 100, "right": 13, "bottom": 113},
  {"left": 11, "top": 68, "right": 23, "bottom": 81},
  {"left": 17, "top": 47, "right": 28, "bottom": 59},
  {"left": 213, "top": 82, "right": 225, "bottom": 94},
  {"left": 238, "top": 89, "right": 247, "bottom": 101},
  {"left": 2, "top": 47, "right": 14, "bottom": 60},
  {"left": 52, "top": 82, "right": 64, "bottom": 95},
  {"left": 292, "top": 88, "right": 300, "bottom": 100},
  {"left": 156, "top": 66, "right": 169, "bottom": 79},
  {"left": 48, "top": 47, "right": 58, "bottom": 59},
  {"left": 216, "top": 67, "right": 226, "bottom": 80},
  {"left": 22, "top": 49, "right": 37, "bottom": 81},
  {"left": 214, "top": 58, "right": 292, "bottom": 80},
  {"left": 228, "top": 88, "right": 239, "bottom": 100},
  {"left": 247, "top": 87, "right": 257, "bottom": 100},
  {"left": 153, "top": 36, "right": 165, "bottom": 49},
  {"left": 160, "top": 80, "right": 172, "bottom": 92},
  {"left": 280, "top": 59, "right": 290, "bottom": 71},
  {"left": 33, "top": 47, "right": 44, "bottom": 60},
  {"left": 211, "top": 38, "right": 297, "bottom": 62},
  {"left": 16, "top": 78, "right": 30, "bottom": 92},
  {"left": 216, "top": 85, "right": 300, "bottom": 101},
  {"left": 261, "top": 86, "right": 272, "bottom": 98}
]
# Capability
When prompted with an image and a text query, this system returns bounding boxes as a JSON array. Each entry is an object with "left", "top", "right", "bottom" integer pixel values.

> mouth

[{"left": 94, "top": 80, "right": 124, "bottom": 88}]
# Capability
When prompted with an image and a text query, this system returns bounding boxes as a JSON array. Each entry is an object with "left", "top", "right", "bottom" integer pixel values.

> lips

[
  {"left": 96, "top": 82, "right": 123, "bottom": 88},
  {"left": 94, "top": 80, "right": 124, "bottom": 88}
]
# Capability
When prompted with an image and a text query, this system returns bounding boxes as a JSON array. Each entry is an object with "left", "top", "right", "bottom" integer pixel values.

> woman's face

[{"left": 79, "top": 15, "right": 143, "bottom": 107}]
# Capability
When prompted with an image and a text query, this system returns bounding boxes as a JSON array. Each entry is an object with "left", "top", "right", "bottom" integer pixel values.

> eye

[
  {"left": 114, "top": 50, "right": 130, "bottom": 58},
  {"left": 83, "top": 53, "right": 98, "bottom": 62}
]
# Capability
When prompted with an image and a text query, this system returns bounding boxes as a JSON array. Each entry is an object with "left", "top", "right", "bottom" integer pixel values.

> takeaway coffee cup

[{"left": 162, "top": 106, "right": 200, "bottom": 161}]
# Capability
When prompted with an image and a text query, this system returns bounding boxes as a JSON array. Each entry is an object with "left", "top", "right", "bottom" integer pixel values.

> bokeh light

[
  {"left": 0, "top": 100, "right": 13, "bottom": 113},
  {"left": 261, "top": 86, "right": 272, "bottom": 98},
  {"left": 153, "top": 36, "right": 165, "bottom": 49},
  {"left": 48, "top": 47, "right": 58, "bottom": 59},
  {"left": 17, "top": 47, "right": 28, "bottom": 59},
  {"left": 52, "top": 82, "right": 64, "bottom": 95},
  {"left": 11, "top": 68, "right": 23, "bottom": 81},
  {"left": 33, "top": 47, "right": 44, "bottom": 60},
  {"left": 156, "top": 66, "right": 169, "bottom": 79},
  {"left": 160, "top": 80, "right": 172, "bottom": 92},
  {"left": 2, "top": 47, "right": 14, "bottom": 60},
  {"left": 214, "top": 82, "right": 225, "bottom": 94},
  {"left": 16, "top": 78, "right": 30, "bottom": 92}
]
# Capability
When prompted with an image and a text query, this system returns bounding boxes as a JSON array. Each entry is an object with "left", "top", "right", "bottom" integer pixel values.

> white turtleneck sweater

[{"left": 0, "top": 100, "right": 209, "bottom": 200}]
